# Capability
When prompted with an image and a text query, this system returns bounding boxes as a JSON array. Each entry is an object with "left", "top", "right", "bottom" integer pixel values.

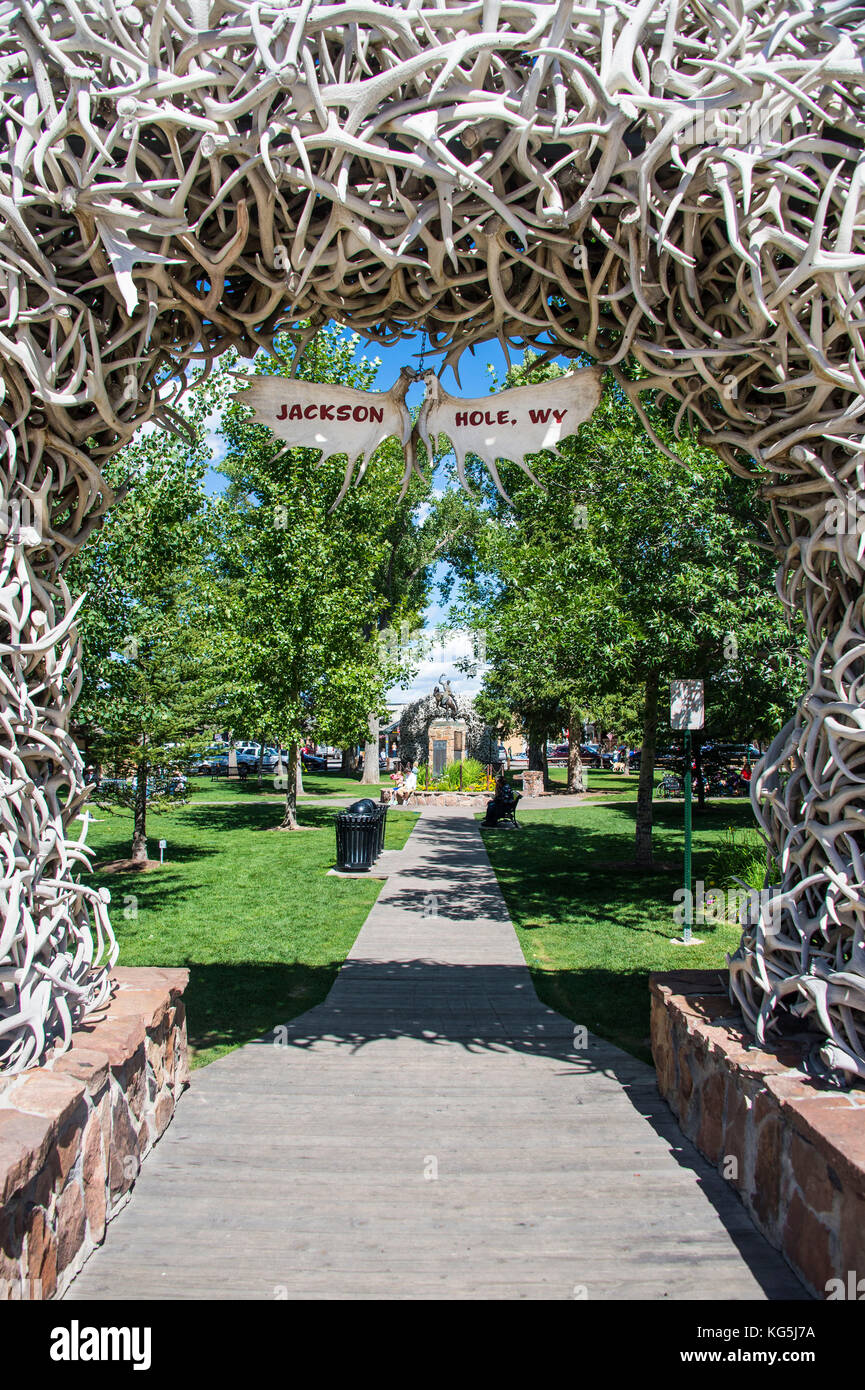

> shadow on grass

[
  {"left": 186, "top": 960, "right": 343, "bottom": 1063},
  {"left": 480, "top": 800, "right": 757, "bottom": 929},
  {"left": 177, "top": 801, "right": 415, "bottom": 839},
  {"left": 522, "top": 964, "right": 660, "bottom": 1065},
  {"left": 90, "top": 836, "right": 220, "bottom": 870},
  {"left": 477, "top": 802, "right": 752, "bottom": 1063},
  {"left": 84, "top": 862, "right": 210, "bottom": 915},
  {"left": 174, "top": 801, "right": 339, "bottom": 833},
  {"left": 187, "top": 778, "right": 283, "bottom": 797}
]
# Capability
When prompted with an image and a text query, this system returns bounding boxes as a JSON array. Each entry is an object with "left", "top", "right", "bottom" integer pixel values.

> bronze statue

[{"left": 433, "top": 675, "right": 459, "bottom": 720}]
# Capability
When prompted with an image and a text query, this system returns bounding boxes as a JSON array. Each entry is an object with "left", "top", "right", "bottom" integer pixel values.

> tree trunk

[
  {"left": 131, "top": 757, "right": 148, "bottom": 862},
  {"left": 280, "top": 744, "right": 300, "bottom": 830},
  {"left": 341, "top": 747, "right": 358, "bottom": 774},
  {"left": 257, "top": 731, "right": 265, "bottom": 785},
  {"left": 296, "top": 750, "right": 304, "bottom": 796},
  {"left": 635, "top": 670, "right": 660, "bottom": 870},
  {"left": 528, "top": 741, "right": 544, "bottom": 771},
  {"left": 566, "top": 717, "right": 583, "bottom": 793},
  {"left": 361, "top": 711, "right": 379, "bottom": 785}
]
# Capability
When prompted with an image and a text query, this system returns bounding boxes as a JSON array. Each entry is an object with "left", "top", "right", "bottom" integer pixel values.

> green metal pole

[{"left": 684, "top": 729, "right": 693, "bottom": 943}]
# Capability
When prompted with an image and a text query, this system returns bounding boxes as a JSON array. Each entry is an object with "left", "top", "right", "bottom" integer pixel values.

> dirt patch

[{"left": 95, "top": 857, "right": 162, "bottom": 874}]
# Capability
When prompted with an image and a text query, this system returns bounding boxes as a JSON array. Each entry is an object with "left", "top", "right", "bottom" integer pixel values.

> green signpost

[
  {"left": 683, "top": 728, "right": 692, "bottom": 944},
  {"left": 670, "top": 681, "right": 704, "bottom": 946}
]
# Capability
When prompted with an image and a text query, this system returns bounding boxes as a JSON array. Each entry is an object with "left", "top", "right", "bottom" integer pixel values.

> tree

[
  {"left": 212, "top": 327, "right": 433, "bottom": 828},
  {"left": 442, "top": 355, "right": 805, "bottom": 865},
  {"left": 68, "top": 398, "right": 223, "bottom": 861}
]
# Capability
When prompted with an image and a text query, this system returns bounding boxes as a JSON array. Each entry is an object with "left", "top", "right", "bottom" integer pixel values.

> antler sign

[
  {"left": 237, "top": 366, "right": 602, "bottom": 496},
  {"left": 417, "top": 368, "right": 602, "bottom": 493}
]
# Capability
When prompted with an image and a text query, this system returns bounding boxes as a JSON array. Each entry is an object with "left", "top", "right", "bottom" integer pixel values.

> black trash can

[
  {"left": 347, "top": 798, "right": 386, "bottom": 860},
  {"left": 336, "top": 800, "right": 382, "bottom": 870},
  {"left": 348, "top": 799, "right": 386, "bottom": 858}
]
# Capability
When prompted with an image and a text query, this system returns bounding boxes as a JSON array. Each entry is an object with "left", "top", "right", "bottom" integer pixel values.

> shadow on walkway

[{"left": 213, "top": 957, "right": 808, "bottom": 1301}]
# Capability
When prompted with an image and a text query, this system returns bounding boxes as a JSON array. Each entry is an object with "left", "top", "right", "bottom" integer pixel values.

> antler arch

[{"left": 1, "top": 0, "right": 865, "bottom": 1074}]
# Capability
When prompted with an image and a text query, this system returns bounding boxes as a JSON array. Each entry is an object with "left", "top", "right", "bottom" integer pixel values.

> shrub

[
  {"left": 413, "top": 757, "right": 492, "bottom": 793},
  {"left": 706, "top": 825, "right": 772, "bottom": 895}
]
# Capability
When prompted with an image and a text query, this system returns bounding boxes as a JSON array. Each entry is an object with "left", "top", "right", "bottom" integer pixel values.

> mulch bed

[{"left": 94, "top": 857, "right": 162, "bottom": 874}]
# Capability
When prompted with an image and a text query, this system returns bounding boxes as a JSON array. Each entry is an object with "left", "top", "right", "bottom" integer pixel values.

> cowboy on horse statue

[{"left": 433, "top": 675, "right": 459, "bottom": 719}]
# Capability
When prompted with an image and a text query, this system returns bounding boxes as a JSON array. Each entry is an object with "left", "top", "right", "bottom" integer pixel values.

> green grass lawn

[
  {"left": 481, "top": 798, "right": 751, "bottom": 1064},
  {"left": 185, "top": 770, "right": 392, "bottom": 801},
  {"left": 80, "top": 800, "right": 418, "bottom": 1067},
  {"left": 188, "top": 767, "right": 668, "bottom": 802},
  {"left": 544, "top": 766, "right": 664, "bottom": 797}
]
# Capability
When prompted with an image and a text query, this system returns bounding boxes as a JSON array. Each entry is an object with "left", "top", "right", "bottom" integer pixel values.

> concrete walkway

[{"left": 67, "top": 810, "right": 806, "bottom": 1300}]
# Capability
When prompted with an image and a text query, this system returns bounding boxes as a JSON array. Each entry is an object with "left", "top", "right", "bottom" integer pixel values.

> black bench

[{"left": 485, "top": 790, "right": 522, "bottom": 827}]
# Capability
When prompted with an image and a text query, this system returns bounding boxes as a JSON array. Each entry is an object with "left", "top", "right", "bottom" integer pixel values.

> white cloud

[{"left": 387, "top": 627, "right": 488, "bottom": 704}]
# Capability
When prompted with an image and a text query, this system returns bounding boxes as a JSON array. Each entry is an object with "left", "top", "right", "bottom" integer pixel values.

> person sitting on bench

[
  {"left": 484, "top": 773, "right": 516, "bottom": 826},
  {"left": 395, "top": 760, "right": 417, "bottom": 804}
]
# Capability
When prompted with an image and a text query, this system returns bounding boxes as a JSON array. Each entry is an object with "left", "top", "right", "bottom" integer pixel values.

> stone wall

[
  {"left": 0, "top": 966, "right": 189, "bottom": 1299},
  {"left": 651, "top": 969, "right": 865, "bottom": 1299},
  {"left": 381, "top": 790, "right": 489, "bottom": 807}
]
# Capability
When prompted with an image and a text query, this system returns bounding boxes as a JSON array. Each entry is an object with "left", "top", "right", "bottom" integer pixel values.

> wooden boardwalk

[{"left": 67, "top": 810, "right": 806, "bottom": 1300}]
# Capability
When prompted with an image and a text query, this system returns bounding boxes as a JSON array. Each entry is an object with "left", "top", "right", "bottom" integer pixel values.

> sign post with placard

[{"left": 670, "top": 681, "right": 705, "bottom": 945}]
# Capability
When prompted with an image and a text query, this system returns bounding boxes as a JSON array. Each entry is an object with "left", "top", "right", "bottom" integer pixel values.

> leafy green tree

[
  {"left": 443, "top": 356, "right": 805, "bottom": 866},
  {"left": 212, "top": 327, "right": 437, "bottom": 827},
  {"left": 69, "top": 399, "right": 223, "bottom": 860}
]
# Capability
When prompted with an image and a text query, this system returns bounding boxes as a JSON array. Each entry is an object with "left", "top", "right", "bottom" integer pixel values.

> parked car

[
  {"left": 655, "top": 745, "right": 679, "bottom": 768},
  {"left": 547, "top": 743, "right": 570, "bottom": 762},
  {"left": 580, "top": 743, "right": 614, "bottom": 768},
  {"left": 301, "top": 751, "right": 327, "bottom": 771},
  {"left": 188, "top": 745, "right": 225, "bottom": 775},
  {"left": 702, "top": 741, "right": 761, "bottom": 766},
  {"left": 237, "top": 746, "right": 279, "bottom": 768}
]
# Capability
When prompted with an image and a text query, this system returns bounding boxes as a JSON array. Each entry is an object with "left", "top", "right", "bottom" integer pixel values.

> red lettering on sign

[
  {"left": 552, "top": 409, "right": 567, "bottom": 423},
  {"left": 320, "top": 404, "right": 335, "bottom": 421},
  {"left": 497, "top": 410, "right": 510, "bottom": 424},
  {"left": 304, "top": 404, "right": 317, "bottom": 419},
  {"left": 277, "top": 404, "right": 288, "bottom": 420},
  {"left": 455, "top": 411, "right": 468, "bottom": 427},
  {"left": 353, "top": 405, "right": 368, "bottom": 422},
  {"left": 529, "top": 408, "right": 551, "bottom": 424},
  {"left": 469, "top": 410, "right": 484, "bottom": 426},
  {"left": 336, "top": 405, "right": 351, "bottom": 421},
  {"left": 288, "top": 403, "right": 303, "bottom": 420},
  {"left": 369, "top": 406, "right": 384, "bottom": 423}
]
